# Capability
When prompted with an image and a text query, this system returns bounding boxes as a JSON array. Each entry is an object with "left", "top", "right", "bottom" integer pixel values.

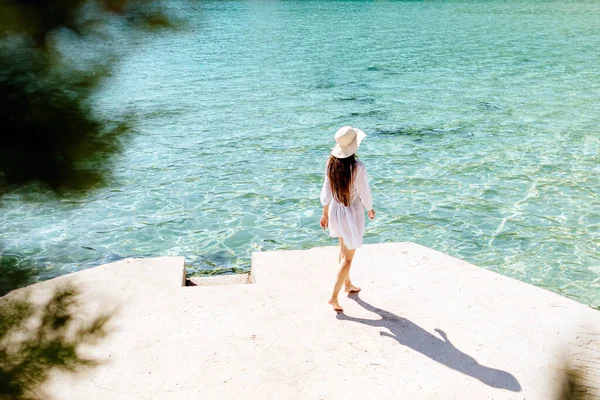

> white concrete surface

[{"left": 2, "top": 243, "right": 598, "bottom": 399}]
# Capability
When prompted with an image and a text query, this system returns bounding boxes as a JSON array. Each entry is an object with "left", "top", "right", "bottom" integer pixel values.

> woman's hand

[
  {"left": 368, "top": 209, "right": 376, "bottom": 220},
  {"left": 320, "top": 214, "right": 328, "bottom": 229}
]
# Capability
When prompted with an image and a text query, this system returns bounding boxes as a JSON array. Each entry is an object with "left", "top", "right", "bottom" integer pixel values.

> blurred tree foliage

[
  {"left": 0, "top": 0, "right": 175, "bottom": 196},
  {"left": 555, "top": 355, "right": 599, "bottom": 400},
  {"left": 0, "top": 5, "right": 174, "bottom": 395},
  {"left": 0, "top": 284, "right": 113, "bottom": 400},
  {"left": 0, "top": 257, "right": 36, "bottom": 297}
]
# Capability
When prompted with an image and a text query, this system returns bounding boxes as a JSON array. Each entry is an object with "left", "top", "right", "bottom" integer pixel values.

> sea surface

[{"left": 1, "top": 0, "right": 599, "bottom": 307}]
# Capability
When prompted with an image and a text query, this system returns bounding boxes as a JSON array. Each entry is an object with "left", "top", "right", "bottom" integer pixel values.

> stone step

[{"left": 1, "top": 243, "right": 598, "bottom": 399}]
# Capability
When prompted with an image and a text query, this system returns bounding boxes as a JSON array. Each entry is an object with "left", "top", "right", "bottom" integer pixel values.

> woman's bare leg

[
  {"left": 337, "top": 241, "right": 360, "bottom": 292},
  {"left": 328, "top": 239, "right": 356, "bottom": 312},
  {"left": 344, "top": 278, "right": 361, "bottom": 293},
  {"left": 339, "top": 241, "right": 361, "bottom": 293}
]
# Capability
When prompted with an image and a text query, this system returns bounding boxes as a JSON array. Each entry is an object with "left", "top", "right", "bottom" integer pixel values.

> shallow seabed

[{"left": 1, "top": 0, "right": 599, "bottom": 307}]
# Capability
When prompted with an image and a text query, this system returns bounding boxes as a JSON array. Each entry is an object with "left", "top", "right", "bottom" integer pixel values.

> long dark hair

[{"left": 327, "top": 154, "right": 357, "bottom": 207}]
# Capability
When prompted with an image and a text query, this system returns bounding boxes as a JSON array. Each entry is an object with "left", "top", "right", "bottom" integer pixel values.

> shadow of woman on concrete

[{"left": 336, "top": 294, "right": 521, "bottom": 392}]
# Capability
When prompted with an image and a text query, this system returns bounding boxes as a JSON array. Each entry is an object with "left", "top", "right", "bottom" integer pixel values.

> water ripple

[{"left": 1, "top": 0, "right": 599, "bottom": 307}]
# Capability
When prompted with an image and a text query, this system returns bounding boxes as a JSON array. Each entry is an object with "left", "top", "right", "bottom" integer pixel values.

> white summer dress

[{"left": 320, "top": 160, "right": 373, "bottom": 250}]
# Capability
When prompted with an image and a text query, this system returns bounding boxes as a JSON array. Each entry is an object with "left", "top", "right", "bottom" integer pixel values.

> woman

[{"left": 320, "top": 126, "right": 375, "bottom": 312}]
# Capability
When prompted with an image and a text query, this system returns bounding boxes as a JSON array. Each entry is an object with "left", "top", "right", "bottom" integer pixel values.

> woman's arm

[
  {"left": 320, "top": 205, "right": 329, "bottom": 229},
  {"left": 357, "top": 164, "right": 375, "bottom": 220},
  {"left": 320, "top": 171, "right": 333, "bottom": 206},
  {"left": 320, "top": 163, "right": 332, "bottom": 229}
]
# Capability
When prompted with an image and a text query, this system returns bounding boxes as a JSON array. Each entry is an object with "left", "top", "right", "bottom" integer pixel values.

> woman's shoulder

[{"left": 355, "top": 160, "right": 366, "bottom": 170}]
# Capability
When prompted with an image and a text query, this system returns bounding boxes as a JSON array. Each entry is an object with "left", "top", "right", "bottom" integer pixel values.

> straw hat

[{"left": 331, "top": 126, "right": 367, "bottom": 159}]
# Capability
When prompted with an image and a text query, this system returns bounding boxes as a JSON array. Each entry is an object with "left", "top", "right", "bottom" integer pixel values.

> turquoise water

[{"left": 1, "top": 0, "right": 599, "bottom": 307}]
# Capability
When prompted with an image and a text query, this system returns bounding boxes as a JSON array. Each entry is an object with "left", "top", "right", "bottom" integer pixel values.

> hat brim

[{"left": 331, "top": 128, "right": 366, "bottom": 158}]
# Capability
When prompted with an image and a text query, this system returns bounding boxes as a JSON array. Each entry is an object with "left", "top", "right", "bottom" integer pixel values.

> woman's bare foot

[
  {"left": 328, "top": 298, "right": 343, "bottom": 312},
  {"left": 344, "top": 283, "right": 361, "bottom": 293}
]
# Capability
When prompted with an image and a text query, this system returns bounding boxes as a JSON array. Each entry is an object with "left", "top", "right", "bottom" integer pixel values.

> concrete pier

[{"left": 1, "top": 242, "right": 598, "bottom": 399}]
